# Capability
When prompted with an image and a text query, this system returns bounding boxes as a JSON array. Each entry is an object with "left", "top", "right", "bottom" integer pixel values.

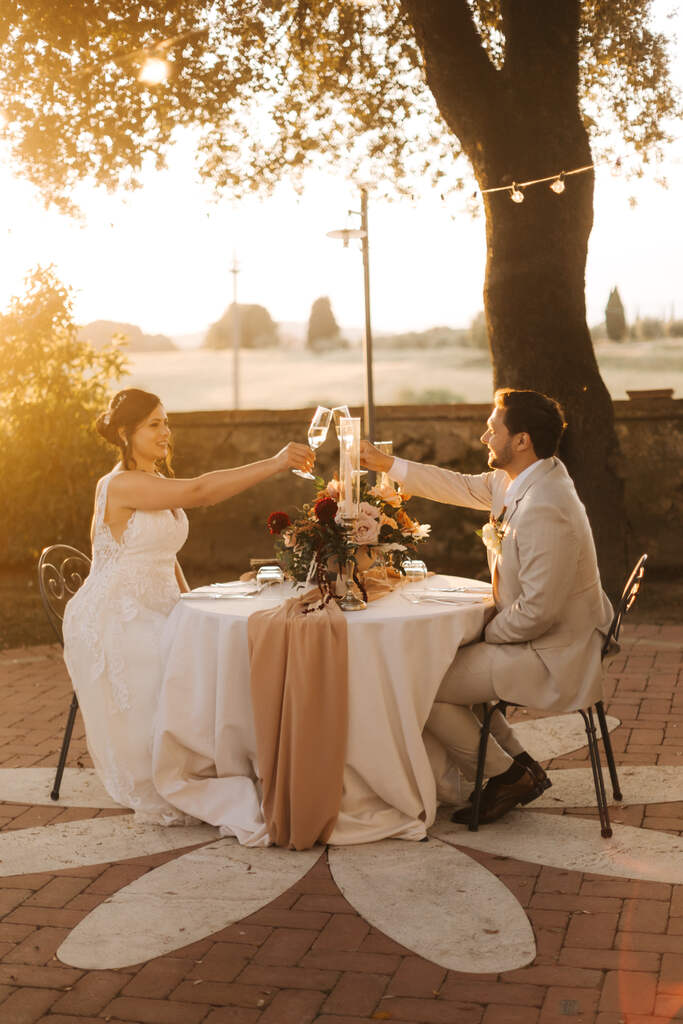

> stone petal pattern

[
  {"left": 0, "top": 767, "right": 121, "bottom": 808},
  {"left": 536, "top": 765, "right": 683, "bottom": 809},
  {"left": 434, "top": 811, "right": 683, "bottom": 884},
  {"left": 58, "top": 838, "right": 323, "bottom": 969},
  {"left": 0, "top": 815, "right": 217, "bottom": 878},
  {"left": 329, "top": 838, "right": 536, "bottom": 973}
]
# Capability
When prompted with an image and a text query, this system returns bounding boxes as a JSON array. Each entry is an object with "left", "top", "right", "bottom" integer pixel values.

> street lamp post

[
  {"left": 326, "top": 186, "right": 376, "bottom": 441},
  {"left": 230, "top": 253, "right": 241, "bottom": 410}
]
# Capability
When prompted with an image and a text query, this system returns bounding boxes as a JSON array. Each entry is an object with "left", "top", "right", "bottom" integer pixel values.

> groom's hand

[{"left": 360, "top": 440, "right": 393, "bottom": 473}]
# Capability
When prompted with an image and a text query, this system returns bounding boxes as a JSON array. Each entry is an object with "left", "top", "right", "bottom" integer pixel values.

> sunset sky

[{"left": 0, "top": 3, "right": 680, "bottom": 341}]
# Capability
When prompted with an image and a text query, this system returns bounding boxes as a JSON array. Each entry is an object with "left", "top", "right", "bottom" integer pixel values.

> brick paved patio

[{"left": 0, "top": 623, "right": 681, "bottom": 1024}]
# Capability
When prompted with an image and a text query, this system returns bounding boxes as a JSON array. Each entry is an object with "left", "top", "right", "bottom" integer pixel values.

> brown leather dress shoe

[
  {"left": 452, "top": 766, "right": 541, "bottom": 825},
  {"left": 467, "top": 753, "right": 551, "bottom": 803}
]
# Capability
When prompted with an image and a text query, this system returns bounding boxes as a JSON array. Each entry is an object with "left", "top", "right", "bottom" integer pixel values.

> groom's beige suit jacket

[{"left": 401, "top": 457, "right": 613, "bottom": 711}]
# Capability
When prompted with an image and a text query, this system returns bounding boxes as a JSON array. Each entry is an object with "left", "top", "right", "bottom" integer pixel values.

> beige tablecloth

[{"left": 153, "top": 575, "right": 491, "bottom": 846}]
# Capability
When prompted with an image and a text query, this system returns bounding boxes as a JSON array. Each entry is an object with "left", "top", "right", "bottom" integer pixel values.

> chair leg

[
  {"left": 595, "top": 700, "right": 623, "bottom": 802},
  {"left": 579, "top": 707, "right": 612, "bottom": 839},
  {"left": 469, "top": 703, "right": 497, "bottom": 832},
  {"left": 50, "top": 694, "right": 79, "bottom": 801}
]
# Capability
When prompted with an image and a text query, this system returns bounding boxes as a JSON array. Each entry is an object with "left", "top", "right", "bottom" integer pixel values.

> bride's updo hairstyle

[{"left": 96, "top": 388, "right": 174, "bottom": 476}]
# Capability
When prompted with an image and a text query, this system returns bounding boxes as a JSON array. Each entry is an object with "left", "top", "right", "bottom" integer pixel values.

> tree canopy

[{"left": 0, "top": 1, "right": 677, "bottom": 210}]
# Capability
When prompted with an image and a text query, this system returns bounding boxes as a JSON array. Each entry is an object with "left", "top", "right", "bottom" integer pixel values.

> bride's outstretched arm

[{"left": 108, "top": 443, "right": 314, "bottom": 511}]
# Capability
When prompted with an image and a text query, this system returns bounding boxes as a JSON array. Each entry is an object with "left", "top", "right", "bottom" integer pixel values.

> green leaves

[{"left": 0, "top": 266, "right": 128, "bottom": 563}]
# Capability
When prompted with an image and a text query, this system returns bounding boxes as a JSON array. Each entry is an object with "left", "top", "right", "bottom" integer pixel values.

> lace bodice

[
  {"left": 64, "top": 470, "right": 189, "bottom": 712},
  {"left": 89, "top": 470, "right": 189, "bottom": 615}
]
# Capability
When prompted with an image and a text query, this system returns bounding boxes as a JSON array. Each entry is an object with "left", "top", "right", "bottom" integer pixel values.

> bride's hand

[{"left": 274, "top": 442, "right": 316, "bottom": 475}]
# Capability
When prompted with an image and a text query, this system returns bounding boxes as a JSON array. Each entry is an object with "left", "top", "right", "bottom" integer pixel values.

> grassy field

[{"left": 120, "top": 337, "right": 683, "bottom": 411}]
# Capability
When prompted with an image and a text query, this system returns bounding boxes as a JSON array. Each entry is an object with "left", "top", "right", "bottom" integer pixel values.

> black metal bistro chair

[
  {"left": 469, "top": 553, "right": 648, "bottom": 838},
  {"left": 37, "top": 545, "right": 91, "bottom": 801}
]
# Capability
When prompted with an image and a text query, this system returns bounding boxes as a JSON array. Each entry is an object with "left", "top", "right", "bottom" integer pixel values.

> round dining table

[{"left": 153, "top": 575, "right": 492, "bottom": 847}]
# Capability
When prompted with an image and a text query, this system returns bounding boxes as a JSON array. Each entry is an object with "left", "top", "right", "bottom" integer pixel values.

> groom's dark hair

[{"left": 494, "top": 389, "right": 566, "bottom": 459}]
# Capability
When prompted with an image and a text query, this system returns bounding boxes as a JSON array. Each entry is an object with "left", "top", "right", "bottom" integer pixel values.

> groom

[{"left": 360, "top": 388, "right": 613, "bottom": 825}]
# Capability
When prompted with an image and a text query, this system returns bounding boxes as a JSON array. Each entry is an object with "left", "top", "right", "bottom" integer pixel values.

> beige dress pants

[{"left": 426, "top": 640, "right": 550, "bottom": 781}]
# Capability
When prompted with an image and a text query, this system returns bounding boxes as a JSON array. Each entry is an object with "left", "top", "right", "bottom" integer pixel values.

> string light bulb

[
  {"left": 138, "top": 55, "right": 171, "bottom": 85},
  {"left": 482, "top": 163, "right": 593, "bottom": 198},
  {"left": 550, "top": 172, "right": 566, "bottom": 195},
  {"left": 510, "top": 183, "right": 525, "bottom": 204}
]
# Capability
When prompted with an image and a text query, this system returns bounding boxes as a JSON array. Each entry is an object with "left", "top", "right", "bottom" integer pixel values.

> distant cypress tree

[
  {"left": 307, "top": 296, "right": 341, "bottom": 350},
  {"left": 605, "top": 288, "right": 627, "bottom": 342}
]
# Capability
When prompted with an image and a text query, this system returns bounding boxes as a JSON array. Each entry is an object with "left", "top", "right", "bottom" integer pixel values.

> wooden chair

[
  {"left": 469, "top": 553, "right": 648, "bottom": 838},
  {"left": 37, "top": 545, "right": 91, "bottom": 801}
]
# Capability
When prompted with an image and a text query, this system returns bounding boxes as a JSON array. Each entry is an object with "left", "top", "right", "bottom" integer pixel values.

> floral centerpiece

[{"left": 266, "top": 476, "right": 431, "bottom": 589}]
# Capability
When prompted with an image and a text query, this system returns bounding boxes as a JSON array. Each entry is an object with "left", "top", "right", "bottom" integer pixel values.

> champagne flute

[
  {"left": 293, "top": 405, "right": 332, "bottom": 479},
  {"left": 332, "top": 405, "right": 351, "bottom": 440}
]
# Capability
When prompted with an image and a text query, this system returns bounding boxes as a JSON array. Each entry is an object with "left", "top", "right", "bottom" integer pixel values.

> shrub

[
  {"left": 0, "top": 267, "right": 128, "bottom": 565},
  {"left": 669, "top": 320, "right": 683, "bottom": 338}
]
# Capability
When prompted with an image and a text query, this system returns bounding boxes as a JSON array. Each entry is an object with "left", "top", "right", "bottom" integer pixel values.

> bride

[{"left": 63, "top": 387, "right": 314, "bottom": 823}]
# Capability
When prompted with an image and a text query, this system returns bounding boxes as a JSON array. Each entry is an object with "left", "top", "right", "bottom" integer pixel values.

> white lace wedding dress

[{"left": 63, "top": 469, "right": 192, "bottom": 824}]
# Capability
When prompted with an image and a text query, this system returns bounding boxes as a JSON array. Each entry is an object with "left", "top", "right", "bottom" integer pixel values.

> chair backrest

[
  {"left": 601, "top": 553, "right": 648, "bottom": 658},
  {"left": 37, "top": 545, "right": 91, "bottom": 646}
]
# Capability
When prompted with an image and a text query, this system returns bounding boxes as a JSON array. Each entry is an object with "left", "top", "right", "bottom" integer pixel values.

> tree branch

[
  {"left": 399, "top": 0, "right": 500, "bottom": 162},
  {"left": 501, "top": 0, "right": 581, "bottom": 107}
]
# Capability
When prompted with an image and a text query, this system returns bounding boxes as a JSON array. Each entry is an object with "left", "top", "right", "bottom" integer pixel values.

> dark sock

[
  {"left": 514, "top": 750, "right": 538, "bottom": 769},
  {"left": 490, "top": 760, "right": 525, "bottom": 786}
]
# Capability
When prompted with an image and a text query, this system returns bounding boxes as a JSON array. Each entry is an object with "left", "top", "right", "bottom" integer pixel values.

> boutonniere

[{"left": 476, "top": 507, "right": 507, "bottom": 556}]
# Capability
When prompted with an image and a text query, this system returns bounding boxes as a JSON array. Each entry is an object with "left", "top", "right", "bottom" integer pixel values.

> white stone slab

[
  {"left": 0, "top": 768, "right": 121, "bottom": 809},
  {"left": 58, "top": 838, "right": 323, "bottom": 969},
  {"left": 0, "top": 815, "right": 217, "bottom": 877},
  {"left": 512, "top": 713, "right": 619, "bottom": 763},
  {"left": 433, "top": 811, "right": 683, "bottom": 884},
  {"left": 329, "top": 839, "right": 535, "bottom": 974},
  {"left": 536, "top": 765, "right": 683, "bottom": 809}
]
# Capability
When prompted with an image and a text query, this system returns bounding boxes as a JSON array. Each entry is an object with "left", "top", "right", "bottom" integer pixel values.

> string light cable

[{"left": 481, "top": 163, "right": 594, "bottom": 203}]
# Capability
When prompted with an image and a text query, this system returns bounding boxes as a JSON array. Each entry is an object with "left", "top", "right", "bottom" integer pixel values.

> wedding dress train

[{"left": 63, "top": 469, "right": 191, "bottom": 823}]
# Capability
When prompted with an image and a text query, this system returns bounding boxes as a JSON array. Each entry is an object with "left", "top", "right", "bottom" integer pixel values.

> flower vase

[{"left": 339, "top": 557, "right": 367, "bottom": 611}]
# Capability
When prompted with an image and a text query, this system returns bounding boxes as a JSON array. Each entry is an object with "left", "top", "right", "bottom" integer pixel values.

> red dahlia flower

[
  {"left": 267, "top": 511, "right": 291, "bottom": 535},
  {"left": 314, "top": 495, "right": 338, "bottom": 524}
]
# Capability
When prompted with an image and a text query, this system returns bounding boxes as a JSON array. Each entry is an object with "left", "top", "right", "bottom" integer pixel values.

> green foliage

[
  {"left": 605, "top": 287, "right": 627, "bottom": 342},
  {"left": 203, "top": 303, "right": 278, "bottom": 350},
  {"left": 0, "top": 2, "right": 677, "bottom": 207},
  {"left": 0, "top": 267, "right": 128, "bottom": 565}
]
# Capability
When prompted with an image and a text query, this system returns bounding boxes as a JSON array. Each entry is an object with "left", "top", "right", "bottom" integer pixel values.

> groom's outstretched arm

[
  {"left": 359, "top": 441, "right": 494, "bottom": 510},
  {"left": 393, "top": 459, "right": 494, "bottom": 511}
]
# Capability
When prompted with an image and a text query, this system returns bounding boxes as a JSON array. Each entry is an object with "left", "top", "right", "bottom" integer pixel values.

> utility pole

[{"left": 230, "top": 253, "right": 240, "bottom": 410}]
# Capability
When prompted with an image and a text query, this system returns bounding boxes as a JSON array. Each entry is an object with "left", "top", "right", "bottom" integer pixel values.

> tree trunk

[{"left": 403, "top": 0, "right": 628, "bottom": 595}]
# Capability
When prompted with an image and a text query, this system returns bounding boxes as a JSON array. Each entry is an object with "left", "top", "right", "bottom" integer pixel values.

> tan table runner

[{"left": 247, "top": 591, "right": 348, "bottom": 850}]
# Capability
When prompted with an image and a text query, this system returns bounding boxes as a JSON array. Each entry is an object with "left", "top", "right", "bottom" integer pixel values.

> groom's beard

[{"left": 488, "top": 439, "right": 514, "bottom": 470}]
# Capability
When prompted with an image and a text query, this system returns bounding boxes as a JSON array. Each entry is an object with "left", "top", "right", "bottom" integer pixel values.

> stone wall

[{"left": 170, "top": 396, "right": 682, "bottom": 586}]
